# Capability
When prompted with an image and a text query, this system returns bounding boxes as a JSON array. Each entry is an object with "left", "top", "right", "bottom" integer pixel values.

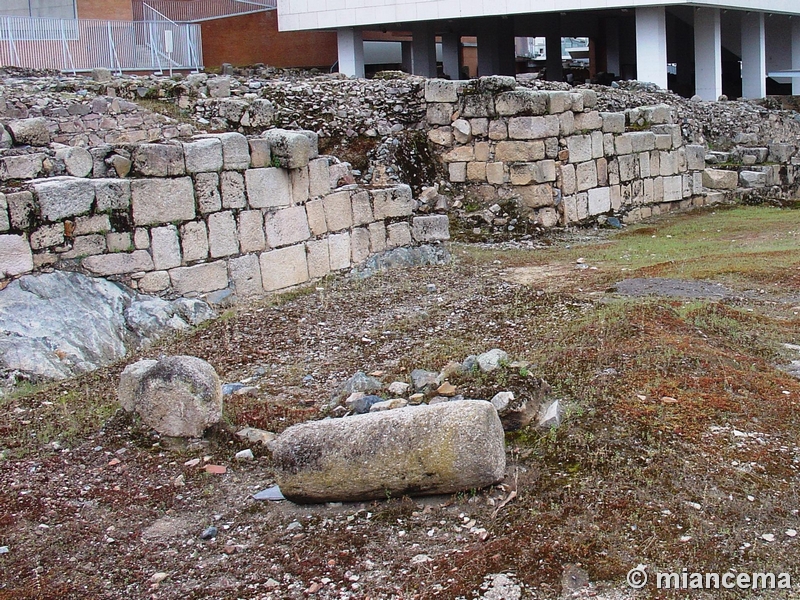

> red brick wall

[
  {"left": 76, "top": 0, "right": 133, "bottom": 21},
  {"left": 201, "top": 11, "right": 338, "bottom": 69}
]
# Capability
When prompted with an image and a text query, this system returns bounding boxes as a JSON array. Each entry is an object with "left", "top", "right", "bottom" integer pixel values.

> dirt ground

[{"left": 3, "top": 207, "right": 800, "bottom": 599}]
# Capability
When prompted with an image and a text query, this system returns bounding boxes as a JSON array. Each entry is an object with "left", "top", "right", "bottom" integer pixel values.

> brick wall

[{"left": 76, "top": 0, "right": 133, "bottom": 20}]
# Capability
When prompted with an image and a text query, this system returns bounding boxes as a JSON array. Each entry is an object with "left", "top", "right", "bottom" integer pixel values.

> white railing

[
  {"left": 0, "top": 15, "right": 202, "bottom": 74},
  {"left": 132, "top": 0, "right": 275, "bottom": 23}
]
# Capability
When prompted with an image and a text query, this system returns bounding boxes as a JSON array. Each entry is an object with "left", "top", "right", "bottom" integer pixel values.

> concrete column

[
  {"left": 411, "top": 22, "right": 437, "bottom": 77},
  {"left": 401, "top": 41, "right": 412, "bottom": 74},
  {"left": 545, "top": 14, "right": 563, "bottom": 81},
  {"left": 694, "top": 8, "right": 722, "bottom": 100},
  {"left": 635, "top": 6, "right": 668, "bottom": 89},
  {"left": 477, "top": 18, "right": 500, "bottom": 76},
  {"left": 498, "top": 27, "right": 516, "bottom": 76},
  {"left": 442, "top": 32, "right": 461, "bottom": 79},
  {"left": 741, "top": 12, "right": 766, "bottom": 99},
  {"left": 605, "top": 18, "right": 620, "bottom": 77},
  {"left": 792, "top": 18, "right": 800, "bottom": 95},
  {"left": 337, "top": 28, "right": 364, "bottom": 78}
]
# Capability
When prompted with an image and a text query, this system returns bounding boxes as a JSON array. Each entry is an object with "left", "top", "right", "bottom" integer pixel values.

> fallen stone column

[{"left": 272, "top": 400, "right": 506, "bottom": 503}]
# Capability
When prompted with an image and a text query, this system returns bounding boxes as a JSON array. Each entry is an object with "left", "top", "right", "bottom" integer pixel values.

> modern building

[{"left": 276, "top": 0, "right": 800, "bottom": 99}]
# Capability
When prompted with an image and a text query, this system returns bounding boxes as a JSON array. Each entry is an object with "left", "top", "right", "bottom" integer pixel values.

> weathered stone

[
  {"left": 207, "top": 76, "right": 231, "bottom": 98},
  {"left": 118, "top": 356, "right": 222, "bottom": 437},
  {"left": 238, "top": 210, "right": 265, "bottom": 253},
  {"left": 328, "top": 231, "right": 351, "bottom": 270},
  {"left": 30, "top": 224, "right": 64, "bottom": 250},
  {"left": 260, "top": 244, "right": 309, "bottom": 291},
  {"left": 198, "top": 132, "right": 249, "bottom": 170},
  {"left": 424, "top": 79, "right": 460, "bottom": 103},
  {"left": 495, "top": 141, "right": 545, "bottom": 162},
  {"left": 183, "top": 138, "right": 223, "bottom": 174},
  {"left": 306, "top": 238, "right": 331, "bottom": 279},
  {"left": 460, "top": 93, "right": 495, "bottom": 118},
  {"left": 138, "top": 271, "right": 170, "bottom": 293},
  {"left": 7, "top": 117, "right": 50, "bottom": 146},
  {"left": 208, "top": 211, "right": 239, "bottom": 258},
  {"left": 272, "top": 400, "right": 505, "bottom": 503},
  {"left": 180, "top": 221, "right": 208, "bottom": 263},
  {"left": 372, "top": 185, "right": 414, "bottom": 219},
  {"left": 451, "top": 119, "right": 472, "bottom": 144},
  {"left": 486, "top": 161, "right": 505, "bottom": 185},
  {"left": 702, "top": 169, "right": 738, "bottom": 190},
  {"left": 322, "top": 190, "right": 353, "bottom": 232},
  {"left": 108, "top": 154, "right": 132, "bottom": 178},
  {"left": 93, "top": 179, "right": 131, "bottom": 212},
  {"left": 739, "top": 170, "right": 767, "bottom": 188},
  {"left": 105, "top": 232, "right": 131, "bottom": 253},
  {"left": 1, "top": 154, "right": 44, "bottom": 180},
  {"left": 386, "top": 222, "right": 412, "bottom": 248},
  {"left": 587, "top": 187, "right": 611, "bottom": 215},
  {"left": 412, "top": 215, "right": 450, "bottom": 242},
  {"left": 131, "top": 178, "right": 195, "bottom": 225},
  {"left": 132, "top": 143, "right": 185, "bottom": 177},
  {"left": 768, "top": 143, "right": 794, "bottom": 164},
  {"left": 308, "top": 158, "right": 332, "bottom": 197},
  {"left": 448, "top": 162, "right": 466, "bottom": 183},
  {"left": 91, "top": 68, "right": 112, "bottom": 82},
  {"left": 508, "top": 116, "right": 559, "bottom": 140},
  {"left": 0, "top": 194, "right": 8, "bottom": 232},
  {"left": 428, "top": 127, "right": 454, "bottom": 146},
  {"left": 368, "top": 222, "right": 386, "bottom": 252},
  {"left": 83, "top": 250, "right": 154, "bottom": 276},
  {"left": 567, "top": 135, "right": 593, "bottom": 164},
  {"left": 33, "top": 177, "right": 95, "bottom": 222},
  {"left": 194, "top": 172, "right": 221, "bottom": 214},
  {"left": 245, "top": 168, "right": 291, "bottom": 209},
  {"left": 220, "top": 171, "right": 246, "bottom": 209},
  {"left": 515, "top": 184, "right": 554, "bottom": 209},
  {"left": 291, "top": 167, "right": 309, "bottom": 204},
  {"left": 478, "top": 348, "right": 508, "bottom": 372},
  {"left": 685, "top": 145, "right": 705, "bottom": 171},
  {"left": 263, "top": 129, "right": 316, "bottom": 169},
  {"left": 576, "top": 161, "right": 598, "bottom": 191},
  {"left": 0, "top": 125, "right": 11, "bottom": 150},
  {"left": 55, "top": 146, "right": 92, "bottom": 177},
  {"left": 150, "top": 225, "right": 181, "bottom": 270},
  {"left": 351, "top": 227, "right": 371, "bottom": 264},
  {"left": 264, "top": 205, "right": 311, "bottom": 248},
  {"left": 574, "top": 111, "right": 603, "bottom": 131},
  {"left": 248, "top": 138, "right": 271, "bottom": 168},
  {"left": 426, "top": 103, "right": 455, "bottom": 126},
  {"left": 169, "top": 261, "right": 228, "bottom": 294},
  {"left": 228, "top": 254, "right": 263, "bottom": 298},
  {"left": 351, "top": 190, "right": 373, "bottom": 226},
  {"left": 495, "top": 90, "right": 547, "bottom": 116},
  {"left": 544, "top": 91, "right": 571, "bottom": 114},
  {"left": 0, "top": 234, "right": 33, "bottom": 277}
]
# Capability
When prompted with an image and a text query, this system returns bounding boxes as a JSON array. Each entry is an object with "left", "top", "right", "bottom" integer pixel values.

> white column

[
  {"left": 411, "top": 22, "right": 437, "bottom": 78},
  {"left": 793, "top": 18, "right": 800, "bottom": 95},
  {"left": 605, "top": 18, "right": 620, "bottom": 77},
  {"left": 337, "top": 28, "right": 364, "bottom": 78},
  {"left": 442, "top": 32, "right": 461, "bottom": 80},
  {"left": 635, "top": 6, "right": 668, "bottom": 89},
  {"left": 694, "top": 8, "right": 722, "bottom": 100},
  {"left": 741, "top": 12, "right": 766, "bottom": 99}
]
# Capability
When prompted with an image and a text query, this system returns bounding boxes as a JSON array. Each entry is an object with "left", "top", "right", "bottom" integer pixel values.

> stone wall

[
  {"left": 424, "top": 76, "right": 800, "bottom": 228},
  {"left": 0, "top": 127, "right": 449, "bottom": 299}
]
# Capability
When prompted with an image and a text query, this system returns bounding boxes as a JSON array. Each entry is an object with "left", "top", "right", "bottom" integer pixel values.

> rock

[
  {"left": 222, "top": 383, "right": 245, "bottom": 395},
  {"left": 0, "top": 271, "right": 214, "bottom": 384},
  {"left": 235, "top": 427, "right": 276, "bottom": 445},
  {"left": 387, "top": 381, "right": 410, "bottom": 396},
  {"left": 538, "top": 399, "right": 562, "bottom": 429},
  {"left": 200, "top": 526, "right": 218, "bottom": 540},
  {"left": 117, "top": 355, "right": 222, "bottom": 438},
  {"left": 7, "top": 117, "right": 50, "bottom": 146},
  {"left": 477, "top": 349, "right": 509, "bottom": 372},
  {"left": 55, "top": 146, "right": 93, "bottom": 177},
  {"left": 262, "top": 129, "right": 315, "bottom": 169},
  {"left": 410, "top": 368, "right": 439, "bottom": 392},
  {"left": 492, "top": 379, "right": 551, "bottom": 431},
  {"left": 272, "top": 400, "right": 506, "bottom": 503},
  {"left": 479, "top": 573, "right": 522, "bottom": 600},
  {"left": 702, "top": 169, "right": 738, "bottom": 190},
  {"left": 338, "top": 371, "right": 383, "bottom": 398},
  {"left": 437, "top": 382, "right": 457, "bottom": 396},
  {"left": 91, "top": 68, "right": 112, "bottom": 82},
  {"left": 490, "top": 391, "right": 514, "bottom": 413},
  {"left": 369, "top": 398, "right": 408, "bottom": 411},
  {"left": 408, "top": 393, "right": 425, "bottom": 404},
  {"left": 346, "top": 393, "right": 382, "bottom": 414},
  {"left": 235, "top": 449, "right": 254, "bottom": 460},
  {"left": 253, "top": 485, "right": 285, "bottom": 501}
]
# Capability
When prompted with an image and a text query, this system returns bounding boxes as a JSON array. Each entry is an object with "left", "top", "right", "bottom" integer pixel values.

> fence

[
  {"left": 132, "top": 0, "right": 276, "bottom": 23},
  {"left": 0, "top": 15, "right": 203, "bottom": 74}
]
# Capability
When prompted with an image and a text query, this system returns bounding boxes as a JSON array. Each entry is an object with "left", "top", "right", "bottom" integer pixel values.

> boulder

[
  {"left": 702, "top": 169, "right": 738, "bottom": 190},
  {"left": 262, "top": 129, "right": 317, "bottom": 169},
  {"left": 490, "top": 378, "right": 551, "bottom": 431},
  {"left": 477, "top": 348, "right": 509, "bottom": 372},
  {"left": 118, "top": 355, "right": 222, "bottom": 437},
  {"left": 7, "top": 117, "right": 50, "bottom": 146},
  {"left": 272, "top": 400, "right": 506, "bottom": 503}
]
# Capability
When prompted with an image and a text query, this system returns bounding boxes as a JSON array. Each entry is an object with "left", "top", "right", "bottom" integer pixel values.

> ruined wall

[
  {"left": 0, "top": 126, "right": 449, "bottom": 298},
  {"left": 424, "top": 77, "right": 800, "bottom": 228}
]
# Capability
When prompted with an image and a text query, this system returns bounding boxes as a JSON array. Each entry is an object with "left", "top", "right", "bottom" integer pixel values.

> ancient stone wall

[{"left": 0, "top": 126, "right": 449, "bottom": 299}]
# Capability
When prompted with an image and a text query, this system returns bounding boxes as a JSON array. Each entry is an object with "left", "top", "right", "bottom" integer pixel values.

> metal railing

[
  {"left": 132, "top": 0, "right": 276, "bottom": 23},
  {"left": 0, "top": 15, "right": 202, "bottom": 74}
]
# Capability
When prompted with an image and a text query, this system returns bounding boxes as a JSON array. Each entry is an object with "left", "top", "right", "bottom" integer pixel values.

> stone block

[
  {"left": 106, "top": 232, "right": 131, "bottom": 253},
  {"left": 597, "top": 157, "right": 608, "bottom": 186},
  {"left": 471, "top": 118, "right": 489, "bottom": 136},
  {"left": 560, "top": 164, "right": 577, "bottom": 195},
  {"left": 655, "top": 134, "right": 673, "bottom": 151},
  {"left": 306, "top": 238, "right": 331, "bottom": 278},
  {"left": 425, "top": 79, "right": 460, "bottom": 103},
  {"left": 55, "top": 147, "right": 92, "bottom": 178},
  {"left": 467, "top": 161, "right": 487, "bottom": 181},
  {"left": 73, "top": 214, "right": 110, "bottom": 236},
  {"left": 245, "top": 168, "right": 291, "bottom": 209},
  {"left": 515, "top": 184, "right": 553, "bottom": 209},
  {"left": 1, "top": 154, "right": 44, "bottom": 180},
  {"left": 769, "top": 143, "right": 795, "bottom": 164},
  {"left": 615, "top": 135, "right": 633, "bottom": 156},
  {"left": 351, "top": 227, "right": 371, "bottom": 264},
  {"left": 630, "top": 132, "right": 656, "bottom": 153},
  {"left": 486, "top": 162, "right": 505, "bottom": 185},
  {"left": 427, "top": 103, "right": 455, "bottom": 125},
  {"left": 474, "top": 142, "right": 490, "bottom": 162},
  {"left": 260, "top": 244, "right": 309, "bottom": 291},
  {"left": 308, "top": 158, "right": 332, "bottom": 197},
  {"left": 30, "top": 224, "right": 64, "bottom": 250},
  {"left": 545, "top": 91, "right": 571, "bottom": 114},
  {"left": 305, "top": 198, "right": 327, "bottom": 236},
  {"left": 134, "top": 228, "right": 150, "bottom": 250},
  {"left": 610, "top": 184, "right": 624, "bottom": 210},
  {"left": 739, "top": 171, "right": 767, "bottom": 188},
  {"left": 8, "top": 117, "right": 49, "bottom": 146},
  {"left": 386, "top": 222, "right": 412, "bottom": 249},
  {"left": 591, "top": 131, "right": 605, "bottom": 159},
  {"left": 428, "top": 127, "right": 454, "bottom": 146},
  {"left": 664, "top": 175, "right": 684, "bottom": 201},
  {"left": 265, "top": 205, "right": 311, "bottom": 249},
  {"left": 238, "top": 210, "right": 265, "bottom": 253},
  {"left": 150, "top": 225, "right": 181, "bottom": 270},
  {"left": 133, "top": 143, "right": 185, "bottom": 177},
  {"left": 291, "top": 167, "right": 310, "bottom": 204},
  {"left": 488, "top": 120, "right": 508, "bottom": 140},
  {"left": 412, "top": 215, "right": 450, "bottom": 242},
  {"left": 495, "top": 141, "right": 545, "bottom": 162},
  {"left": 574, "top": 111, "right": 603, "bottom": 131},
  {"left": 351, "top": 191, "right": 373, "bottom": 226},
  {"left": 576, "top": 161, "right": 598, "bottom": 191},
  {"left": 559, "top": 111, "right": 575, "bottom": 136},
  {"left": 372, "top": 185, "right": 414, "bottom": 219},
  {"left": 194, "top": 172, "right": 221, "bottom": 214},
  {"left": 83, "top": 249, "right": 154, "bottom": 276},
  {"left": 61, "top": 234, "right": 105, "bottom": 259},
  {"left": 578, "top": 88, "right": 597, "bottom": 108},
  {"left": 33, "top": 177, "right": 95, "bottom": 222},
  {"left": 649, "top": 151, "right": 660, "bottom": 176},
  {"left": 208, "top": 76, "right": 231, "bottom": 98},
  {"left": 618, "top": 154, "right": 637, "bottom": 182},
  {"left": 0, "top": 194, "right": 9, "bottom": 232},
  {"left": 197, "top": 132, "right": 249, "bottom": 170},
  {"left": 449, "top": 162, "right": 467, "bottom": 183},
  {"left": 138, "top": 271, "right": 170, "bottom": 293},
  {"left": 702, "top": 169, "right": 738, "bottom": 190},
  {"left": 322, "top": 190, "right": 353, "bottom": 232},
  {"left": 510, "top": 161, "right": 556, "bottom": 185},
  {"left": 181, "top": 221, "right": 208, "bottom": 263},
  {"left": 368, "top": 222, "right": 386, "bottom": 252},
  {"left": 451, "top": 119, "right": 472, "bottom": 144},
  {"left": 569, "top": 92, "right": 584, "bottom": 112},
  {"left": 0, "top": 234, "right": 33, "bottom": 277},
  {"left": 495, "top": 90, "right": 547, "bottom": 116},
  {"left": 183, "top": 138, "right": 223, "bottom": 174},
  {"left": 327, "top": 232, "right": 351, "bottom": 270},
  {"left": 208, "top": 211, "right": 239, "bottom": 257},
  {"left": 169, "top": 261, "right": 229, "bottom": 294},
  {"left": 508, "top": 115, "right": 559, "bottom": 140},
  {"left": 601, "top": 112, "right": 625, "bottom": 133},
  {"left": 248, "top": 138, "right": 271, "bottom": 168},
  {"left": 567, "top": 135, "right": 593, "bottom": 163},
  {"left": 221, "top": 171, "right": 246, "bottom": 209},
  {"left": 443, "top": 146, "right": 474, "bottom": 162},
  {"left": 536, "top": 207, "right": 559, "bottom": 227},
  {"left": 460, "top": 93, "right": 495, "bottom": 118},
  {"left": 94, "top": 179, "right": 131, "bottom": 212},
  {"left": 638, "top": 153, "right": 651, "bottom": 178},
  {"left": 229, "top": 254, "right": 263, "bottom": 298},
  {"left": 131, "top": 177, "right": 195, "bottom": 226},
  {"left": 659, "top": 151, "right": 678, "bottom": 176},
  {"left": 263, "top": 129, "right": 315, "bottom": 169},
  {"left": 587, "top": 187, "right": 611, "bottom": 215}
]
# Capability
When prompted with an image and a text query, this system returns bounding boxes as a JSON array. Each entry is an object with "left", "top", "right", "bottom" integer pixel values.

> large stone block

[
  {"left": 427, "top": 103, "right": 455, "bottom": 126},
  {"left": 328, "top": 231, "right": 351, "bottom": 270},
  {"left": 83, "top": 250, "right": 154, "bottom": 276},
  {"left": 0, "top": 193, "right": 8, "bottom": 232},
  {"left": 516, "top": 184, "right": 554, "bottom": 209},
  {"left": 180, "top": 220, "right": 208, "bottom": 263},
  {"left": 368, "top": 222, "right": 386, "bottom": 252},
  {"left": 424, "top": 79, "right": 461, "bottom": 103},
  {"left": 510, "top": 161, "right": 556, "bottom": 185},
  {"left": 442, "top": 146, "right": 474, "bottom": 162},
  {"left": 567, "top": 135, "right": 593, "bottom": 164},
  {"left": 495, "top": 90, "right": 547, "bottom": 116},
  {"left": 7, "top": 117, "right": 50, "bottom": 146},
  {"left": 495, "top": 141, "right": 545, "bottom": 162},
  {"left": 245, "top": 168, "right": 291, "bottom": 209},
  {"left": 133, "top": 143, "right": 185, "bottom": 177},
  {"left": 238, "top": 210, "right": 266, "bottom": 253},
  {"left": 560, "top": 164, "right": 577, "bottom": 195},
  {"left": 544, "top": 91, "right": 571, "bottom": 114},
  {"left": 351, "top": 227, "right": 371, "bottom": 264},
  {"left": 131, "top": 177, "right": 195, "bottom": 226},
  {"left": 412, "top": 215, "right": 450, "bottom": 242},
  {"left": 220, "top": 171, "right": 246, "bottom": 209},
  {"left": 618, "top": 154, "right": 638, "bottom": 182},
  {"left": 305, "top": 198, "right": 327, "bottom": 236},
  {"left": 272, "top": 400, "right": 505, "bottom": 503},
  {"left": 263, "top": 129, "right": 316, "bottom": 169},
  {"left": 183, "top": 138, "right": 223, "bottom": 174},
  {"left": 308, "top": 158, "right": 332, "bottom": 197},
  {"left": 197, "top": 132, "right": 249, "bottom": 170},
  {"left": 685, "top": 145, "right": 706, "bottom": 171},
  {"left": 574, "top": 111, "right": 603, "bottom": 131},
  {"left": 351, "top": 190, "right": 373, "bottom": 226},
  {"left": 630, "top": 131, "right": 656, "bottom": 153},
  {"left": 33, "top": 177, "right": 95, "bottom": 222},
  {"left": 306, "top": 238, "right": 331, "bottom": 279},
  {"left": 264, "top": 205, "right": 311, "bottom": 248},
  {"left": 664, "top": 175, "right": 684, "bottom": 200},
  {"left": 372, "top": 185, "right": 414, "bottom": 219},
  {"left": 169, "top": 261, "right": 228, "bottom": 294},
  {"left": 323, "top": 190, "right": 353, "bottom": 232},
  {"left": 194, "top": 172, "right": 221, "bottom": 214},
  {"left": 30, "top": 224, "right": 64, "bottom": 250},
  {"left": 94, "top": 179, "right": 131, "bottom": 212},
  {"left": 460, "top": 93, "right": 495, "bottom": 118},
  {"left": 702, "top": 169, "right": 738, "bottom": 190},
  {"left": 55, "top": 146, "right": 92, "bottom": 178},
  {"left": 150, "top": 225, "right": 181, "bottom": 270},
  {"left": 208, "top": 211, "right": 239, "bottom": 258},
  {"left": 1, "top": 154, "right": 44, "bottom": 180},
  {"left": 229, "top": 254, "right": 263, "bottom": 298},
  {"left": 601, "top": 112, "right": 626, "bottom": 134},
  {"left": 587, "top": 187, "right": 611, "bottom": 215},
  {"left": 248, "top": 138, "right": 272, "bottom": 168},
  {"left": 0, "top": 234, "right": 33, "bottom": 277},
  {"left": 260, "top": 244, "right": 309, "bottom": 291},
  {"left": 508, "top": 116, "right": 559, "bottom": 140},
  {"left": 576, "top": 161, "right": 598, "bottom": 191}
]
